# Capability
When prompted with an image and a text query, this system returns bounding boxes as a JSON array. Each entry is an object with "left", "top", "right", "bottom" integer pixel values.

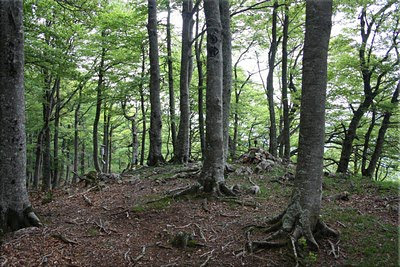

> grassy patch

[
  {"left": 87, "top": 227, "right": 99, "bottom": 237},
  {"left": 322, "top": 207, "right": 398, "bottom": 266},
  {"left": 132, "top": 196, "right": 173, "bottom": 213}
]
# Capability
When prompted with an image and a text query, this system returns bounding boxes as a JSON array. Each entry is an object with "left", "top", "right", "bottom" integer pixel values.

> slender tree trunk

[
  {"left": 93, "top": 34, "right": 106, "bottom": 173},
  {"left": 337, "top": 97, "right": 373, "bottom": 173},
  {"left": 195, "top": 10, "right": 206, "bottom": 159},
  {"left": 72, "top": 90, "right": 81, "bottom": 184},
  {"left": 80, "top": 140, "right": 85, "bottom": 176},
  {"left": 175, "top": 0, "right": 195, "bottom": 163},
  {"left": 336, "top": 4, "right": 396, "bottom": 174},
  {"left": 220, "top": 0, "right": 232, "bottom": 163},
  {"left": 109, "top": 127, "right": 113, "bottom": 172},
  {"left": 52, "top": 80, "right": 61, "bottom": 188},
  {"left": 102, "top": 110, "right": 110, "bottom": 173},
  {"left": 365, "top": 82, "right": 399, "bottom": 178},
  {"left": 147, "top": 0, "right": 165, "bottom": 166},
  {"left": 33, "top": 130, "right": 43, "bottom": 189},
  {"left": 361, "top": 108, "right": 376, "bottom": 175},
  {"left": 166, "top": 0, "right": 177, "bottom": 155},
  {"left": 0, "top": 0, "right": 41, "bottom": 232},
  {"left": 266, "top": 1, "right": 278, "bottom": 157},
  {"left": 140, "top": 45, "right": 147, "bottom": 166},
  {"left": 281, "top": 3, "right": 290, "bottom": 161}
]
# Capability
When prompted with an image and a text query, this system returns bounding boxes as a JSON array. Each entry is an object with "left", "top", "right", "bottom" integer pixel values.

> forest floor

[{"left": 0, "top": 163, "right": 398, "bottom": 266}]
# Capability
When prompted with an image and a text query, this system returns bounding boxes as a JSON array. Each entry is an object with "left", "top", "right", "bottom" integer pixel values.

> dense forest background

[
  {"left": 0, "top": 0, "right": 399, "bottom": 266},
  {"left": 23, "top": 0, "right": 399, "bottom": 190}
]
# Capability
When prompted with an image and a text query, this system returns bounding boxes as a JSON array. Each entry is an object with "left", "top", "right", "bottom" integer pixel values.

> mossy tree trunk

[{"left": 0, "top": 0, "right": 41, "bottom": 233}]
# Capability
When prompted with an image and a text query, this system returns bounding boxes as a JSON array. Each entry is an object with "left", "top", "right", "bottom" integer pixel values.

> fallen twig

[
  {"left": 134, "top": 246, "right": 146, "bottom": 262},
  {"left": 328, "top": 240, "right": 339, "bottom": 258},
  {"left": 220, "top": 212, "right": 240, "bottom": 218},
  {"left": 199, "top": 250, "right": 214, "bottom": 267},
  {"left": 51, "top": 233, "right": 78, "bottom": 244},
  {"left": 83, "top": 194, "right": 93, "bottom": 206}
]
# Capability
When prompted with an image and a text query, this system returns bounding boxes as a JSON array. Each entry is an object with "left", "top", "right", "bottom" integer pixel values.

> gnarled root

[{"left": 246, "top": 202, "right": 339, "bottom": 261}]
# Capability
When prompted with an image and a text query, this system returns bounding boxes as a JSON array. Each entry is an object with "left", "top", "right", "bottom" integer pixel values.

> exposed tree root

[{"left": 246, "top": 201, "right": 339, "bottom": 263}]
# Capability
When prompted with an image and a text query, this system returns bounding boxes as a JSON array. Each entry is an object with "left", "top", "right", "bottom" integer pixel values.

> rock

[
  {"left": 235, "top": 166, "right": 253, "bottom": 176},
  {"left": 255, "top": 159, "right": 275, "bottom": 173}
]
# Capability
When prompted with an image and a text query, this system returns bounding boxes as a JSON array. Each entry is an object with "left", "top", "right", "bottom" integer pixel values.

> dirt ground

[{"left": 0, "top": 164, "right": 398, "bottom": 266}]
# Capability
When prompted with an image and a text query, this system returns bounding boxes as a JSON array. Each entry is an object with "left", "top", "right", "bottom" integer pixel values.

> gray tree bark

[
  {"left": 0, "top": 0, "right": 41, "bottom": 232},
  {"left": 249, "top": 0, "right": 336, "bottom": 251},
  {"left": 166, "top": 0, "right": 177, "bottom": 156},
  {"left": 266, "top": 1, "right": 278, "bottom": 157},
  {"left": 139, "top": 45, "right": 147, "bottom": 166},
  {"left": 195, "top": 10, "right": 206, "bottom": 159},
  {"left": 93, "top": 35, "right": 106, "bottom": 173},
  {"left": 200, "top": 0, "right": 232, "bottom": 195},
  {"left": 365, "top": 81, "right": 399, "bottom": 178},
  {"left": 281, "top": 3, "right": 290, "bottom": 161},
  {"left": 147, "top": 0, "right": 165, "bottom": 166},
  {"left": 220, "top": 0, "right": 232, "bottom": 163},
  {"left": 174, "top": 0, "right": 196, "bottom": 163}
]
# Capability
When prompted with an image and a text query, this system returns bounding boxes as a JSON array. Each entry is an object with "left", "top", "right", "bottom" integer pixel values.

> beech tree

[
  {"left": 199, "top": 0, "right": 233, "bottom": 195},
  {"left": 174, "top": 0, "right": 198, "bottom": 163},
  {"left": 147, "top": 0, "right": 165, "bottom": 166},
  {"left": 0, "top": 0, "right": 41, "bottom": 232},
  {"left": 248, "top": 0, "right": 338, "bottom": 252}
]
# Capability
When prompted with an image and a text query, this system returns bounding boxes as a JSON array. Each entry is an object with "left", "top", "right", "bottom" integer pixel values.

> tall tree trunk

[
  {"left": 72, "top": 89, "right": 81, "bottom": 184},
  {"left": 93, "top": 33, "right": 106, "bottom": 173},
  {"left": 266, "top": 1, "right": 278, "bottom": 157},
  {"left": 220, "top": 0, "right": 232, "bottom": 163},
  {"left": 147, "top": 0, "right": 165, "bottom": 166},
  {"left": 200, "top": 0, "right": 232, "bottom": 195},
  {"left": 281, "top": 3, "right": 290, "bottom": 161},
  {"left": 42, "top": 78, "right": 59, "bottom": 191},
  {"left": 365, "top": 81, "right": 399, "bottom": 178},
  {"left": 195, "top": 10, "right": 206, "bottom": 159},
  {"left": 175, "top": 0, "right": 195, "bottom": 163},
  {"left": 0, "top": 0, "right": 41, "bottom": 232},
  {"left": 249, "top": 0, "right": 335, "bottom": 251},
  {"left": 166, "top": 0, "right": 177, "bottom": 155},
  {"left": 52, "top": 80, "right": 61, "bottom": 188},
  {"left": 140, "top": 45, "right": 147, "bottom": 166}
]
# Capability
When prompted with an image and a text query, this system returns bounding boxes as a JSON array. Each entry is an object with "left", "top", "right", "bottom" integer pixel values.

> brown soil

[{"left": 0, "top": 164, "right": 397, "bottom": 266}]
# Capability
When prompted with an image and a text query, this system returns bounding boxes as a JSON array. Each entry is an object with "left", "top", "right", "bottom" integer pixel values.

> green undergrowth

[
  {"left": 322, "top": 208, "right": 398, "bottom": 266},
  {"left": 132, "top": 195, "right": 174, "bottom": 213}
]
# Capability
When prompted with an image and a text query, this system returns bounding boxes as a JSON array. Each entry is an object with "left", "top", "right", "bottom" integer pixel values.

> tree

[
  {"left": 199, "top": 0, "right": 233, "bottom": 195},
  {"left": 248, "top": 0, "right": 337, "bottom": 252},
  {"left": 220, "top": 0, "right": 232, "bottom": 163},
  {"left": 266, "top": 1, "right": 279, "bottom": 157},
  {"left": 0, "top": 0, "right": 41, "bottom": 232},
  {"left": 166, "top": 0, "right": 177, "bottom": 157},
  {"left": 147, "top": 0, "right": 165, "bottom": 166},
  {"left": 364, "top": 81, "right": 399, "bottom": 177},
  {"left": 281, "top": 2, "right": 290, "bottom": 161},
  {"left": 336, "top": 0, "right": 398, "bottom": 174},
  {"left": 174, "top": 0, "right": 196, "bottom": 163}
]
